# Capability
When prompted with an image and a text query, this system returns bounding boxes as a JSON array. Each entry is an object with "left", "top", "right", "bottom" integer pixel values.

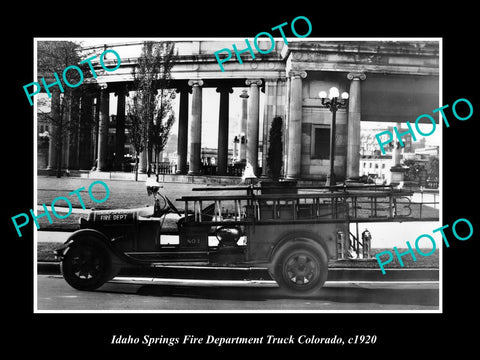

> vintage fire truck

[{"left": 55, "top": 180, "right": 438, "bottom": 295}]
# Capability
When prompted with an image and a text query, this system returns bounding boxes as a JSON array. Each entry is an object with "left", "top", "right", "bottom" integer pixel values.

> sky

[{"left": 362, "top": 121, "right": 441, "bottom": 147}]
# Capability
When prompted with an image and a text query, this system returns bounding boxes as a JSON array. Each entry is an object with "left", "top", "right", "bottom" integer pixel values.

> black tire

[
  {"left": 61, "top": 239, "right": 117, "bottom": 291},
  {"left": 273, "top": 240, "right": 328, "bottom": 296}
]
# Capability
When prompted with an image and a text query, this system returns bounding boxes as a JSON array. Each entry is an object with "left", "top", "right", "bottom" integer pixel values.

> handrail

[
  {"left": 179, "top": 190, "right": 413, "bottom": 202},
  {"left": 191, "top": 184, "right": 395, "bottom": 192},
  {"left": 178, "top": 188, "right": 439, "bottom": 223}
]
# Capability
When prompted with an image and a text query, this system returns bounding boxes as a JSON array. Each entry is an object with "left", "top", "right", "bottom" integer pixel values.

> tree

[
  {"left": 37, "top": 41, "right": 90, "bottom": 177},
  {"left": 403, "top": 159, "right": 419, "bottom": 182},
  {"left": 266, "top": 116, "right": 284, "bottom": 181},
  {"left": 128, "top": 41, "right": 177, "bottom": 180},
  {"left": 426, "top": 156, "right": 439, "bottom": 181},
  {"left": 128, "top": 108, "right": 146, "bottom": 182},
  {"left": 151, "top": 87, "right": 176, "bottom": 175}
]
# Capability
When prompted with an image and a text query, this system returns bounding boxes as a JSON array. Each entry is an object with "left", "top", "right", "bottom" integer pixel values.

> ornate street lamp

[{"left": 319, "top": 87, "right": 349, "bottom": 186}]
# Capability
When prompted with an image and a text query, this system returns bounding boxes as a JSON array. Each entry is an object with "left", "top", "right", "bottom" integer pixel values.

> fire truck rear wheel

[
  {"left": 273, "top": 241, "right": 328, "bottom": 296},
  {"left": 61, "top": 239, "right": 117, "bottom": 291}
]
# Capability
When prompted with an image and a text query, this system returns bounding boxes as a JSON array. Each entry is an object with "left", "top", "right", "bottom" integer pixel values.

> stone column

[
  {"left": 175, "top": 86, "right": 189, "bottom": 174},
  {"left": 114, "top": 85, "right": 127, "bottom": 170},
  {"left": 79, "top": 93, "right": 93, "bottom": 169},
  {"left": 239, "top": 90, "right": 249, "bottom": 163},
  {"left": 216, "top": 85, "right": 233, "bottom": 176},
  {"left": 261, "top": 79, "right": 277, "bottom": 177},
  {"left": 91, "top": 95, "right": 99, "bottom": 167},
  {"left": 346, "top": 72, "right": 366, "bottom": 178},
  {"left": 47, "top": 88, "right": 61, "bottom": 171},
  {"left": 285, "top": 70, "right": 307, "bottom": 179},
  {"left": 60, "top": 94, "right": 70, "bottom": 171},
  {"left": 139, "top": 149, "right": 148, "bottom": 173},
  {"left": 97, "top": 84, "right": 110, "bottom": 171},
  {"left": 68, "top": 91, "right": 81, "bottom": 170},
  {"left": 233, "top": 136, "right": 239, "bottom": 161},
  {"left": 188, "top": 79, "right": 204, "bottom": 175},
  {"left": 246, "top": 79, "right": 262, "bottom": 176}
]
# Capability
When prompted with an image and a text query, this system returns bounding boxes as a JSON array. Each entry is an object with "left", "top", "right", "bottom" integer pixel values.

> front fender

[
  {"left": 54, "top": 228, "right": 151, "bottom": 267},
  {"left": 56, "top": 229, "right": 110, "bottom": 252},
  {"left": 268, "top": 230, "right": 331, "bottom": 262},
  {"left": 265, "top": 230, "right": 330, "bottom": 277},
  {"left": 54, "top": 229, "right": 125, "bottom": 264}
]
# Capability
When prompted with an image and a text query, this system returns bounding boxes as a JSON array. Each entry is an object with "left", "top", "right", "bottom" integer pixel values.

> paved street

[{"left": 36, "top": 275, "right": 439, "bottom": 311}]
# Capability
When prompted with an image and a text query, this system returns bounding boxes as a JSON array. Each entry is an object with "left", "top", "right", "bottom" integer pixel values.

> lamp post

[{"left": 319, "top": 87, "right": 349, "bottom": 186}]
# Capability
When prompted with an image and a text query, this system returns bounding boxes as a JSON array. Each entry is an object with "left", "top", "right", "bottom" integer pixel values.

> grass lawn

[
  {"left": 37, "top": 176, "right": 239, "bottom": 212},
  {"left": 329, "top": 249, "right": 439, "bottom": 268},
  {"left": 38, "top": 242, "right": 61, "bottom": 262},
  {"left": 37, "top": 213, "right": 84, "bottom": 231},
  {"left": 36, "top": 176, "right": 231, "bottom": 230}
]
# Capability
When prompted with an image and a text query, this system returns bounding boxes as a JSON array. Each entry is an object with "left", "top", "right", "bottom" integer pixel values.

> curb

[{"left": 37, "top": 262, "right": 439, "bottom": 282}]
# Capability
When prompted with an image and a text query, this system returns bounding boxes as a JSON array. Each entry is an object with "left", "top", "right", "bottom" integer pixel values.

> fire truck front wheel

[
  {"left": 61, "top": 239, "right": 118, "bottom": 291},
  {"left": 272, "top": 241, "right": 328, "bottom": 296}
]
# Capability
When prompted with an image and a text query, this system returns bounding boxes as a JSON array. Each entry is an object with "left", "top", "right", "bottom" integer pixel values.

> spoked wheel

[
  {"left": 61, "top": 240, "right": 117, "bottom": 291},
  {"left": 273, "top": 240, "right": 328, "bottom": 296}
]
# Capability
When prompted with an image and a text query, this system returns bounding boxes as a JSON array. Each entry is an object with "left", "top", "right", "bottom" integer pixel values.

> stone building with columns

[{"left": 38, "top": 39, "right": 439, "bottom": 182}]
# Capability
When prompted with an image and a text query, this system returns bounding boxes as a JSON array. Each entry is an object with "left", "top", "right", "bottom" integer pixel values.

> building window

[
  {"left": 369, "top": 163, "right": 372, "bottom": 168},
  {"left": 311, "top": 125, "right": 330, "bottom": 159},
  {"left": 382, "top": 163, "right": 385, "bottom": 169}
]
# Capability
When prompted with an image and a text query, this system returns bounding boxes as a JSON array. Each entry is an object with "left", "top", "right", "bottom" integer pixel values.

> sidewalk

[{"left": 37, "top": 169, "right": 243, "bottom": 185}]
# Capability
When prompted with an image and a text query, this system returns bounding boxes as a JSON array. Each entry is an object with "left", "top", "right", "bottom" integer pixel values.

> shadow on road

[
  {"left": 96, "top": 283, "right": 439, "bottom": 307},
  {"left": 317, "top": 286, "right": 438, "bottom": 306}
]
